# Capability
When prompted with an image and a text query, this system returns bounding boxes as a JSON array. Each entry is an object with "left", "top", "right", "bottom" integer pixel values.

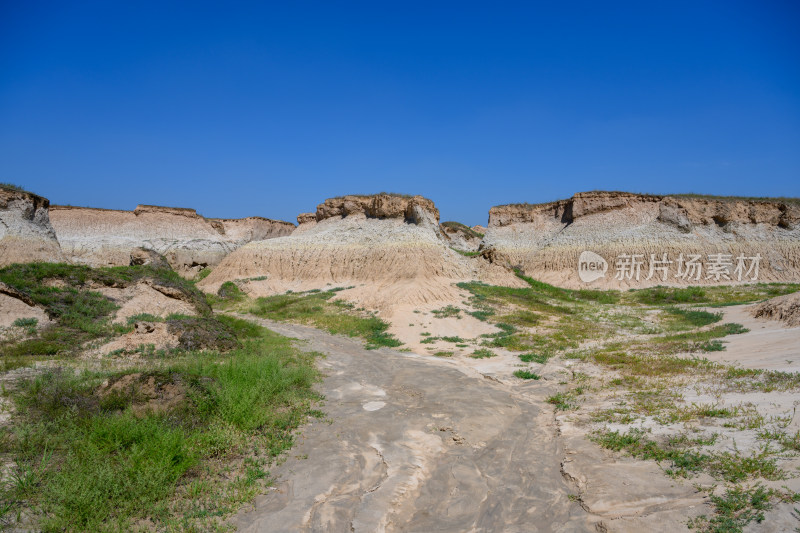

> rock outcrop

[
  {"left": 0, "top": 187, "right": 63, "bottom": 266},
  {"left": 296, "top": 212, "right": 316, "bottom": 225},
  {"left": 314, "top": 194, "right": 439, "bottom": 224},
  {"left": 50, "top": 205, "right": 295, "bottom": 276},
  {"left": 483, "top": 191, "right": 800, "bottom": 289},
  {"left": 201, "top": 193, "right": 522, "bottom": 310},
  {"left": 439, "top": 222, "right": 483, "bottom": 253}
]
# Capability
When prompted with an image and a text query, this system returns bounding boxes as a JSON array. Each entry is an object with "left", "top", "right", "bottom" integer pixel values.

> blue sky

[{"left": 1, "top": 1, "right": 798, "bottom": 226}]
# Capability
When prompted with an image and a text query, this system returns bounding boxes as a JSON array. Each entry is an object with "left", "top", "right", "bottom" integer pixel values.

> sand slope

[
  {"left": 201, "top": 194, "right": 523, "bottom": 310},
  {"left": 50, "top": 204, "right": 294, "bottom": 276}
]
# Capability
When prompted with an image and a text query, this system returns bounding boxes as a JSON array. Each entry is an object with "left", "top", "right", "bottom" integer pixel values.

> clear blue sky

[{"left": 1, "top": 1, "right": 798, "bottom": 226}]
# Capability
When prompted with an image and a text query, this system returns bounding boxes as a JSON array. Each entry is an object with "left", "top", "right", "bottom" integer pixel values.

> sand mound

[
  {"left": 751, "top": 292, "right": 800, "bottom": 327},
  {"left": 97, "top": 372, "right": 186, "bottom": 416},
  {"left": 91, "top": 321, "right": 180, "bottom": 358},
  {"left": 0, "top": 187, "right": 63, "bottom": 266},
  {"left": 50, "top": 204, "right": 294, "bottom": 276},
  {"left": 201, "top": 194, "right": 523, "bottom": 311},
  {"left": 484, "top": 191, "right": 800, "bottom": 289},
  {"left": 109, "top": 282, "right": 198, "bottom": 324},
  {"left": 0, "top": 290, "right": 50, "bottom": 330}
]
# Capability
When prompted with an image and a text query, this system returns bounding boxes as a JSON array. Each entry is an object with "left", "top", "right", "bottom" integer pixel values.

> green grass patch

[
  {"left": 250, "top": 290, "right": 401, "bottom": 349},
  {"left": 217, "top": 281, "right": 245, "bottom": 301},
  {"left": 593, "top": 429, "right": 784, "bottom": 483},
  {"left": 431, "top": 305, "right": 462, "bottom": 318},
  {"left": 518, "top": 353, "right": 549, "bottom": 364},
  {"left": 450, "top": 248, "right": 481, "bottom": 257},
  {"left": 661, "top": 307, "right": 722, "bottom": 330},
  {"left": 498, "top": 310, "right": 540, "bottom": 327},
  {"left": 0, "top": 263, "right": 212, "bottom": 359},
  {"left": 547, "top": 392, "right": 578, "bottom": 410},
  {"left": 0, "top": 318, "right": 319, "bottom": 531},
  {"left": 629, "top": 283, "right": 799, "bottom": 306},
  {"left": 467, "top": 309, "right": 494, "bottom": 321},
  {"left": 513, "top": 370, "right": 540, "bottom": 380},
  {"left": 688, "top": 485, "right": 772, "bottom": 533},
  {"left": 470, "top": 348, "right": 497, "bottom": 359}
]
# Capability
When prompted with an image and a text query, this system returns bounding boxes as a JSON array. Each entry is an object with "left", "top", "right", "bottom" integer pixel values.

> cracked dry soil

[{"left": 231, "top": 318, "right": 697, "bottom": 533}]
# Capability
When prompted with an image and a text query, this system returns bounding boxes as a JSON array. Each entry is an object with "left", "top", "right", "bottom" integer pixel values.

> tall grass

[{"left": 0, "top": 318, "right": 319, "bottom": 531}]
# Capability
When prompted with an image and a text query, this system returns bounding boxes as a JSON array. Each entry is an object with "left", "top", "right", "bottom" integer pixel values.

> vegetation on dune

[
  {"left": 441, "top": 221, "right": 484, "bottom": 238},
  {"left": 0, "top": 262, "right": 322, "bottom": 531},
  {"left": 450, "top": 248, "right": 481, "bottom": 257},
  {"left": 250, "top": 289, "right": 401, "bottom": 349},
  {"left": 0, "top": 263, "right": 211, "bottom": 365},
  {"left": 592, "top": 429, "right": 784, "bottom": 483},
  {"left": 628, "top": 283, "right": 800, "bottom": 306},
  {"left": 2, "top": 257, "right": 799, "bottom": 531},
  {"left": 470, "top": 348, "right": 497, "bottom": 359},
  {"left": 456, "top": 270, "right": 800, "bottom": 529},
  {"left": 513, "top": 369, "right": 540, "bottom": 380},
  {"left": 0, "top": 317, "right": 320, "bottom": 530},
  {"left": 431, "top": 305, "right": 462, "bottom": 318}
]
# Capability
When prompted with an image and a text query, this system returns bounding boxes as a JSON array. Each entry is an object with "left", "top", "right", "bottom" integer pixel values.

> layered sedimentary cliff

[
  {"left": 50, "top": 205, "right": 294, "bottom": 276},
  {"left": 484, "top": 191, "right": 800, "bottom": 289},
  {"left": 0, "top": 187, "right": 63, "bottom": 266},
  {"left": 314, "top": 194, "right": 440, "bottom": 223},
  {"left": 201, "top": 193, "right": 522, "bottom": 309}
]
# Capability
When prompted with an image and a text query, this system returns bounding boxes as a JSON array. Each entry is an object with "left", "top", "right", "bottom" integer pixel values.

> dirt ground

[{"left": 231, "top": 317, "right": 734, "bottom": 533}]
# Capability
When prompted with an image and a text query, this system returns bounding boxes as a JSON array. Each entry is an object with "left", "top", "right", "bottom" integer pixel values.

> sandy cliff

[
  {"left": 483, "top": 191, "right": 800, "bottom": 289},
  {"left": 0, "top": 187, "right": 63, "bottom": 266},
  {"left": 201, "top": 194, "right": 523, "bottom": 310},
  {"left": 50, "top": 204, "right": 294, "bottom": 276},
  {"left": 439, "top": 222, "right": 483, "bottom": 253}
]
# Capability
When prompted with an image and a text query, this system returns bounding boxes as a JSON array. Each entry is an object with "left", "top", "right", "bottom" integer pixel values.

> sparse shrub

[
  {"left": 431, "top": 305, "right": 461, "bottom": 319},
  {"left": 519, "top": 353, "right": 548, "bottom": 364},
  {"left": 470, "top": 348, "right": 497, "bottom": 359},
  {"left": 547, "top": 392, "right": 577, "bottom": 410},
  {"left": 12, "top": 317, "right": 38, "bottom": 329},
  {"left": 195, "top": 268, "right": 213, "bottom": 282},
  {"left": 688, "top": 485, "right": 772, "bottom": 533},
  {"left": 217, "top": 281, "right": 244, "bottom": 301}
]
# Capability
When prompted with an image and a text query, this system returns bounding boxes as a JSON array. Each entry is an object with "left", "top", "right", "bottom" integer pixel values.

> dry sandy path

[
  {"left": 705, "top": 304, "right": 800, "bottom": 372},
  {"left": 231, "top": 318, "right": 595, "bottom": 532}
]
